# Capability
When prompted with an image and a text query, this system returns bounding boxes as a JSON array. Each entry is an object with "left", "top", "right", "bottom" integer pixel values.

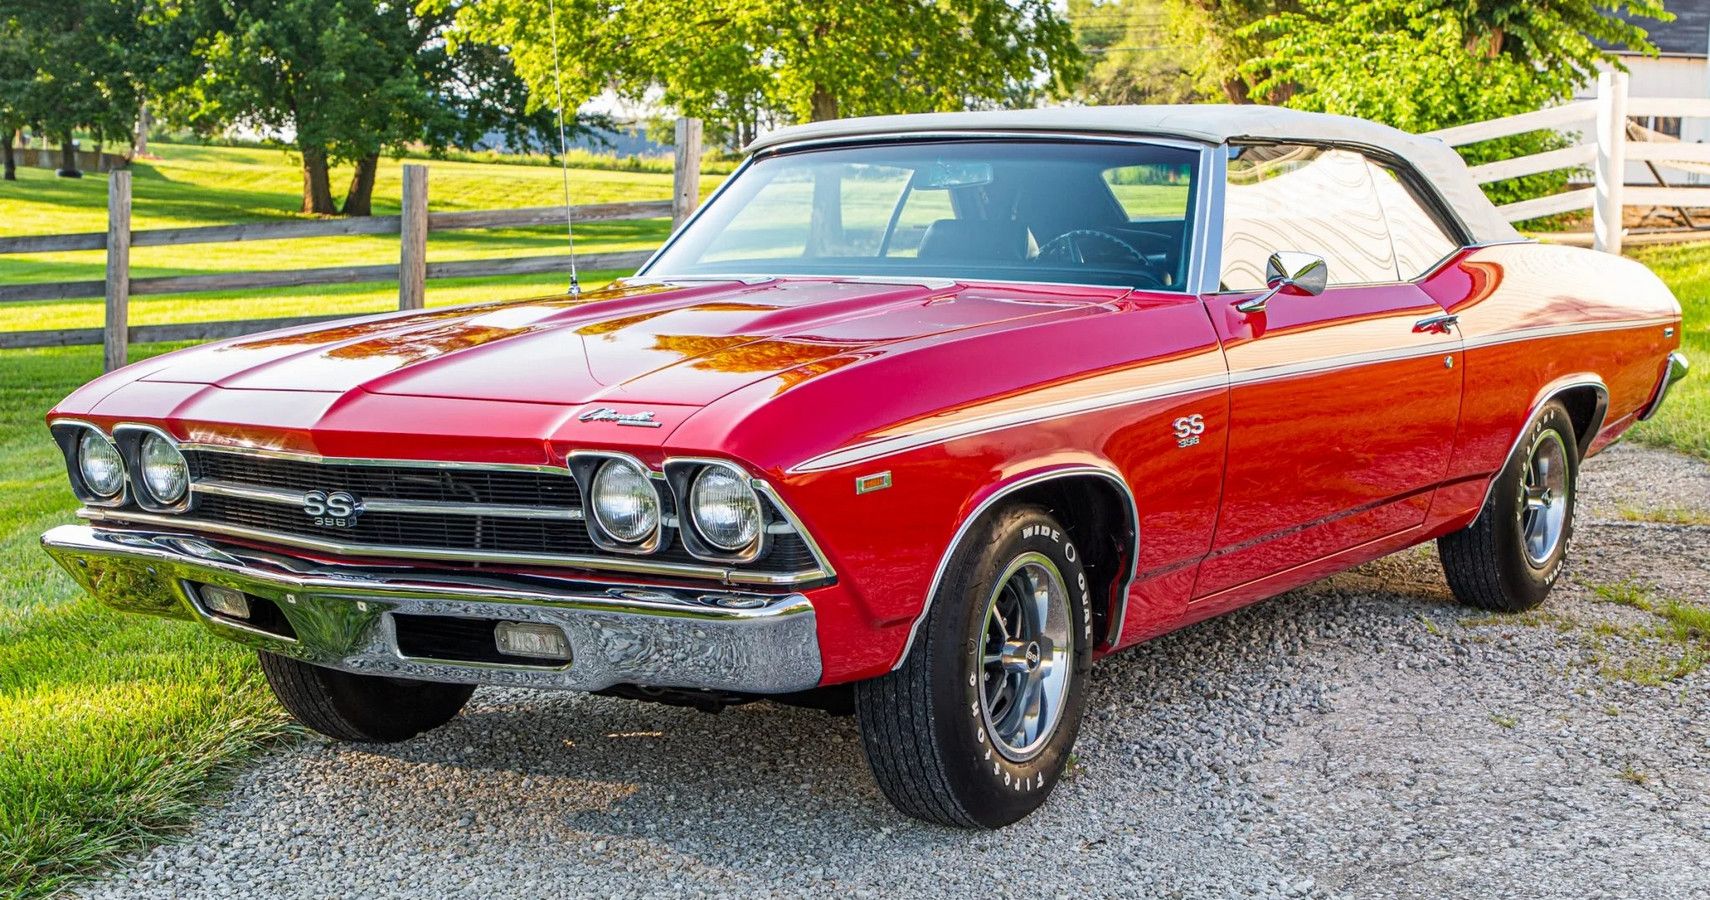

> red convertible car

[{"left": 43, "top": 107, "right": 1688, "bottom": 828}]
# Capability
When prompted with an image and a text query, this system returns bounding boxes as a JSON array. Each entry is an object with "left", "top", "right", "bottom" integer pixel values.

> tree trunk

[
  {"left": 810, "top": 85, "right": 839, "bottom": 122},
  {"left": 2, "top": 136, "right": 14, "bottom": 181},
  {"left": 300, "top": 145, "right": 337, "bottom": 215},
  {"left": 57, "top": 134, "right": 82, "bottom": 178},
  {"left": 341, "top": 153, "right": 380, "bottom": 217},
  {"left": 1220, "top": 77, "right": 1250, "bottom": 105},
  {"left": 134, "top": 103, "right": 149, "bottom": 157}
]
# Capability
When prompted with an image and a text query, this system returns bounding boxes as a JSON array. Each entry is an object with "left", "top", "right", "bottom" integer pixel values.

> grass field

[
  {"left": 0, "top": 142, "right": 1703, "bottom": 898},
  {"left": 1629, "top": 243, "right": 1709, "bottom": 459},
  {"left": 0, "top": 343, "right": 294, "bottom": 899}
]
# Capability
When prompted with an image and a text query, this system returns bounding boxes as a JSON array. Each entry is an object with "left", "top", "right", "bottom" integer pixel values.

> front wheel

[
  {"left": 854, "top": 504, "right": 1092, "bottom": 828},
  {"left": 1438, "top": 400, "right": 1579, "bottom": 613},
  {"left": 258, "top": 651, "right": 476, "bottom": 743}
]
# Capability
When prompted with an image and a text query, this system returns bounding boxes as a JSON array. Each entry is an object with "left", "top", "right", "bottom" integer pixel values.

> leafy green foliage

[
  {"left": 0, "top": 0, "right": 165, "bottom": 160},
  {"left": 449, "top": 0, "right": 1086, "bottom": 147},
  {"left": 158, "top": 0, "right": 576, "bottom": 214},
  {"left": 1068, "top": 0, "right": 1206, "bottom": 105}
]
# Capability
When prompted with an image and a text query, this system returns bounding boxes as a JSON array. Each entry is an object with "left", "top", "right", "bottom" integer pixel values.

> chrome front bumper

[
  {"left": 41, "top": 525, "right": 822, "bottom": 693},
  {"left": 1639, "top": 351, "right": 1690, "bottom": 421}
]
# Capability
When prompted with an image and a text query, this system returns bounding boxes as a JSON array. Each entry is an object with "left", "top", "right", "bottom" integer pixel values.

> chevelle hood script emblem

[{"left": 579, "top": 407, "right": 663, "bottom": 428}]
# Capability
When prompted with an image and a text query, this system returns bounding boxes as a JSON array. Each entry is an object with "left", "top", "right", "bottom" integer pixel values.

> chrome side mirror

[{"left": 1235, "top": 251, "right": 1329, "bottom": 314}]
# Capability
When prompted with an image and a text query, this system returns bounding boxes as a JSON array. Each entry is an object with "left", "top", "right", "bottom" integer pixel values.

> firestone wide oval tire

[
  {"left": 1438, "top": 400, "right": 1579, "bottom": 613},
  {"left": 258, "top": 650, "right": 476, "bottom": 743},
  {"left": 853, "top": 504, "right": 1092, "bottom": 828}
]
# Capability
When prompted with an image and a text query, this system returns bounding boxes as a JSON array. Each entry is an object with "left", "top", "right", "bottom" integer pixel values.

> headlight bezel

[
  {"left": 49, "top": 420, "right": 129, "bottom": 507},
  {"left": 110, "top": 424, "right": 194, "bottom": 512},
  {"left": 688, "top": 465, "right": 763, "bottom": 552},
  {"left": 568, "top": 451, "right": 665, "bottom": 555},
  {"left": 662, "top": 458, "right": 770, "bottom": 562}
]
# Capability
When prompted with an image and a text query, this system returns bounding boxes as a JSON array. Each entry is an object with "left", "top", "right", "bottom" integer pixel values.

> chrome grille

[{"left": 164, "top": 449, "right": 825, "bottom": 580}]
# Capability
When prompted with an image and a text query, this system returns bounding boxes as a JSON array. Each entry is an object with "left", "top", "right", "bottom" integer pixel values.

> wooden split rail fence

[
  {"left": 1427, "top": 71, "right": 1710, "bottom": 254},
  {"left": 0, "top": 118, "right": 704, "bottom": 370}
]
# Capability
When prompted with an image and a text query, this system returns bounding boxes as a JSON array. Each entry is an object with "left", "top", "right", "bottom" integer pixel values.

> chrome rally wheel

[
  {"left": 979, "top": 553, "right": 1073, "bottom": 762},
  {"left": 854, "top": 503, "right": 1092, "bottom": 829},
  {"left": 1439, "top": 400, "right": 1579, "bottom": 613},
  {"left": 1519, "top": 430, "right": 1570, "bottom": 568}
]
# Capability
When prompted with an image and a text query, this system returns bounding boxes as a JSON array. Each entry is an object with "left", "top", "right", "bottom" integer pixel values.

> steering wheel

[{"left": 1033, "top": 229, "right": 1164, "bottom": 288}]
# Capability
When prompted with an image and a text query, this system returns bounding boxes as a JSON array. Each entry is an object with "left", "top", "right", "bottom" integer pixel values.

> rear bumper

[
  {"left": 1639, "top": 351, "right": 1690, "bottom": 421},
  {"left": 41, "top": 524, "right": 822, "bottom": 693}
]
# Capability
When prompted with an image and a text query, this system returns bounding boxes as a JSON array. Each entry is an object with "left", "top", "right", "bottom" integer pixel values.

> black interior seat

[{"left": 917, "top": 219, "right": 1032, "bottom": 261}]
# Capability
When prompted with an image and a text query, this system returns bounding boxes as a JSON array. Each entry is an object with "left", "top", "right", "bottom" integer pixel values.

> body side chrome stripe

[
  {"left": 791, "top": 316, "right": 1671, "bottom": 475},
  {"left": 1458, "top": 316, "right": 1677, "bottom": 350},
  {"left": 791, "top": 373, "right": 1228, "bottom": 474}
]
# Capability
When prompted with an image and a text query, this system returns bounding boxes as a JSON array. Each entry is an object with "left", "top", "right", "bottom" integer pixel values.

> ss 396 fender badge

[{"left": 1172, "top": 414, "right": 1206, "bottom": 448}]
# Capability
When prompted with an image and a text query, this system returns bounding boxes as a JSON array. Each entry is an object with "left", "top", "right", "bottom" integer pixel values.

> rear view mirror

[
  {"left": 1235, "top": 251, "right": 1328, "bottom": 314},
  {"left": 916, "top": 160, "right": 994, "bottom": 190}
]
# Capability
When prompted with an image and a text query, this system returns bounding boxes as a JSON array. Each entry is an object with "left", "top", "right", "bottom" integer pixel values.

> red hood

[{"left": 133, "top": 277, "right": 1122, "bottom": 407}]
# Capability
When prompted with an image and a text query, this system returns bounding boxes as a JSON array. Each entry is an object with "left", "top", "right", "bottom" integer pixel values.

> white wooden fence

[{"left": 1427, "top": 71, "right": 1710, "bottom": 254}]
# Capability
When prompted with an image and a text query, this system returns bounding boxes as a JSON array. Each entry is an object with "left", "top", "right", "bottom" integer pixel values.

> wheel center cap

[{"left": 1024, "top": 642, "right": 1042, "bottom": 670}]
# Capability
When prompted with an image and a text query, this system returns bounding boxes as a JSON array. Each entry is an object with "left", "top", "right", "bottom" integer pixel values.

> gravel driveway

[{"left": 78, "top": 443, "right": 1710, "bottom": 900}]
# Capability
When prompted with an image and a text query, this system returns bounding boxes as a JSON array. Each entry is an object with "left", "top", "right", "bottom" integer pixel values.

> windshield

[{"left": 646, "top": 140, "right": 1200, "bottom": 291}]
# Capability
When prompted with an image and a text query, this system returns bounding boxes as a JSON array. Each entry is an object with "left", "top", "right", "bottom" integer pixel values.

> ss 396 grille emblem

[{"left": 303, "top": 490, "right": 363, "bottom": 527}]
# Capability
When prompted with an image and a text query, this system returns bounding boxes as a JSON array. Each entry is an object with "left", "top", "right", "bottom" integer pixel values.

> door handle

[{"left": 1413, "top": 313, "right": 1458, "bottom": 335}]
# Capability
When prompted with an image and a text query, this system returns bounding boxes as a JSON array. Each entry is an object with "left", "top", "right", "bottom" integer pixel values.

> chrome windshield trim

[
  {"left": 192, "top": 479, "right": 584, "bottom": 521},
  {"left": 637, "top": 133, "right": 1206, "bottom": 293},
  {"left": 78, "top": 508, "right": 832, "bottom": 587}
]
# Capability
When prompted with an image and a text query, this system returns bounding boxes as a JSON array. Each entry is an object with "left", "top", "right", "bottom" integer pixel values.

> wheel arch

[
  {"left": 1479, "top": 375, "right": 1607, "bottom": 512},
  {"left": 891, "top": 464, "right": 1139, "bottom": 671}
]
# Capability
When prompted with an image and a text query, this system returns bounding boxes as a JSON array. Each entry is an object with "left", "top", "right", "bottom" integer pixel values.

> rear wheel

[
  {"left": 258, "top": 651, "right": 475, "bottom": 743},
  {"left": 1438, "top": 401, "right": 1579, "bottom": 613},
  {"left": 854, "top": 504, "right": 1091, "bottom": 828}
]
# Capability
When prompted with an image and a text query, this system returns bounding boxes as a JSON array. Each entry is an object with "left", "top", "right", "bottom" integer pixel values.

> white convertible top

[{"left": 749, "top": 105, "right": 1521, "bottom": 245}]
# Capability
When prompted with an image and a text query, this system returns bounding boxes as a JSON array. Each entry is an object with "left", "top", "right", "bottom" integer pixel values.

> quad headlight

[
  {"left": 77, "top": 431, "right": 125, "bottom": 498},
  {"left": 589, "top": 458, "right": 660, "bottom": 543},
  {"left": 688, "top": 465, "right": 761, "bottom": 551},
  {"left": 138, "top": 432, "right": 189, "bottom": 504}
]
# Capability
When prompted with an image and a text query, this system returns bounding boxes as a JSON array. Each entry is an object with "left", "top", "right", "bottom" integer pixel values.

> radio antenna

[{"left": 546, "top": 0, "right": 581, "bottom": 296}]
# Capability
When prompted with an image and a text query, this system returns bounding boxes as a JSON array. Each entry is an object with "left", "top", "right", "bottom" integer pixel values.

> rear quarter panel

[{"left": 1419, "top": 242, "right": 1683, "bottom": 530}]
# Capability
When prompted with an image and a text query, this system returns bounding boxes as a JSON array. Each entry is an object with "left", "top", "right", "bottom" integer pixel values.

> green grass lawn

[
  {"left": 1629, "top": 243, "right": 1708, "bottom": 460},
  {"left": 0, "top": 343, "right": 294, "bottom": 899}
]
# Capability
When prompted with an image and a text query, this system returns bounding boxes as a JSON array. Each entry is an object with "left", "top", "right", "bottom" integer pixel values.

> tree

[
  {"left": 164, "top": 0, "right": 563, "bottom": 215},
  {"left": 1068, "top": 0, "right": 1205, "bottom": 106},
  {"left": 0, "top": 14, "right": 27, "bottom": 180},
  {"left": 452, "top": 0, "right": 1086, "bottom": 148},
  {"left": 1241, "top": 0, "right": 1666, "bottom": 129},
  {"left": 1239, "top": 0, "right": 1668, "bottom": 203},
  {"left": 3, "top": 0, "right": 159, "bottom": 178}
]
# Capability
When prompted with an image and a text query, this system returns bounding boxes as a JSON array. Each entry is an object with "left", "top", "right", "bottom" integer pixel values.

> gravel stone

[{"left": 74, "top": 443, "right": 1709, "bottom": 899}]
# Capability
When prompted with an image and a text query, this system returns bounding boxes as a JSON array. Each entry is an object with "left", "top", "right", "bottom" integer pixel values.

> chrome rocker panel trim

[{"left": 41, "top": 524, "right": 823, "bottom": 694}]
